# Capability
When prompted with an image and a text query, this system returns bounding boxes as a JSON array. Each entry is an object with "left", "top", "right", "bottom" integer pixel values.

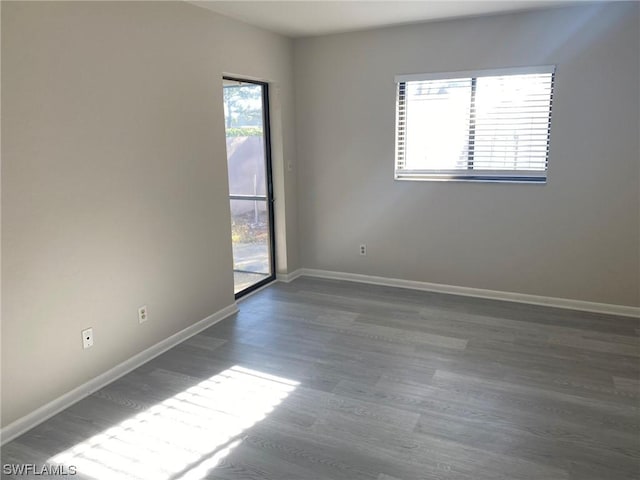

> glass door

[{"left": 223, "top": 77, "right": 275, "bottom": 297}]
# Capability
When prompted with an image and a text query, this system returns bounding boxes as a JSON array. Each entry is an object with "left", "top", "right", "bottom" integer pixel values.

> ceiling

[{"left": 190, "top": 1, "right": 584, "bottom": 38}]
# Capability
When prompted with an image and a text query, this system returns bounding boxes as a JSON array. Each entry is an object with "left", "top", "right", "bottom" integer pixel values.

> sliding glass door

[{"left": 223, "top": 77, "right": 275, "bottom": 297}]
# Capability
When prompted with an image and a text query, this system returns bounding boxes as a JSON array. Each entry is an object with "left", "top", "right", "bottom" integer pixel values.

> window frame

[{"left": 394, "top": 65, "right": 556, "bottom": 183}]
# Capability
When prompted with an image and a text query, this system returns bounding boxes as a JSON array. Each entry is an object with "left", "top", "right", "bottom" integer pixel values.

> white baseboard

[
  {"left": 0, "top": 303, "right": 239, "bottom": 446},
  {"left": 299, "top": 268, "right": 640, "bottom": 318},
  {"left": 276, "top": 268, "right": 303, "bottom": 283}
]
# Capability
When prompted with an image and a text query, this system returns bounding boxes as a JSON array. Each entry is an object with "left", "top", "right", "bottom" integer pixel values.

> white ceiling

[{"left": 190, "top": 1, "right": 585, "bottom": 38}]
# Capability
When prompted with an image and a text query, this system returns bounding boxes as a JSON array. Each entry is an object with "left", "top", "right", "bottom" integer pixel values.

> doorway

[{"left": 223, "top": 77, "right": 276, "bottom": 297}]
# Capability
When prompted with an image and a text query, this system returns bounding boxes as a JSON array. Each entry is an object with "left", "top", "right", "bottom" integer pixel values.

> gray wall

[
  {"left": 1, "top": 1, "right": 298, "bottom": 426},
  {"left": 294, "top": 3, "right": 640, "bottom": 307}
]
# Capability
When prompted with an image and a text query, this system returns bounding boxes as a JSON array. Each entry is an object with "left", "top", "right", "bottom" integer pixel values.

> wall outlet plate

[
  {"left": 359, "top": 244, "right": 367, "bottom": 255},
  {"left": 82, "top": 328, "right": 94, "bottom": 349},
  {"left": 138, "top": 305, "right": 148, "bottom": 324}
]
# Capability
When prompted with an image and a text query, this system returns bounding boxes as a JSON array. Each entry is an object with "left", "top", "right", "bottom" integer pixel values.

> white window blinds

[{"left": 394, "top": 66, "right": 555, "bottom": 182}]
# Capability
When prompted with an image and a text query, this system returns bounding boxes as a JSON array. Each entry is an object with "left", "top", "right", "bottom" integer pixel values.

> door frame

[{"left": 224, "top": 76, "right": 276, "bottom": 299}]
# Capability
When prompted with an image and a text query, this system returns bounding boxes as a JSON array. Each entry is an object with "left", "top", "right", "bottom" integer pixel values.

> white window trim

[{"left": 395, "top": 65, "right": 556, "bottom": 83}]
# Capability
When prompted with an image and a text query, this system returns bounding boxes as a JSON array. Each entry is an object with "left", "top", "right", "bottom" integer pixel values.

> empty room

[{"left": 1, "top": 1, "right": 639, "bottom": 479}]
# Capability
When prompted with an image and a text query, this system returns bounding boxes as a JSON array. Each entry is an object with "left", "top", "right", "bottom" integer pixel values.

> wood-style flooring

[{"left": 2, "top": 277, "right": 639, "bottom": 479}]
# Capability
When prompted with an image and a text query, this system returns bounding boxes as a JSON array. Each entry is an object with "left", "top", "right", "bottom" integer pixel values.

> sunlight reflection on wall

[{"left": 49, "top": 366, "right": 299, "bottom": 480}]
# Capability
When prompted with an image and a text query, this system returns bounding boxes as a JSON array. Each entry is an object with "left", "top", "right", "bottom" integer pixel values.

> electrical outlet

[
  {"left": 359, "top": 244, "right": 367, "bottom": 256},
  {"left": 82, "top": 328, "right": 94, "bottom": 349},
  {"left": 138, "top": 305, "right": 148, "bottom": 324}
]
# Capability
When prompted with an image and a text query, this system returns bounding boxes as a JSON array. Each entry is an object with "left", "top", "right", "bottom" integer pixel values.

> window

[{"left": 394, "top": 66, "right": 555, "bottom": 183}]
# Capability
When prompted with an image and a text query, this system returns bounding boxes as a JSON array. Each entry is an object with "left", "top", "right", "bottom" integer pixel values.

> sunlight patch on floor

[{"left": 49, "top": 366, "right": 299, "bottom": 480}]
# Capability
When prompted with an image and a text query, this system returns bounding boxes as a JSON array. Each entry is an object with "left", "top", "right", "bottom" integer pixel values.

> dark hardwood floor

[{"left": 2, "top": 277, "right": 639, "bottom": 479}]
